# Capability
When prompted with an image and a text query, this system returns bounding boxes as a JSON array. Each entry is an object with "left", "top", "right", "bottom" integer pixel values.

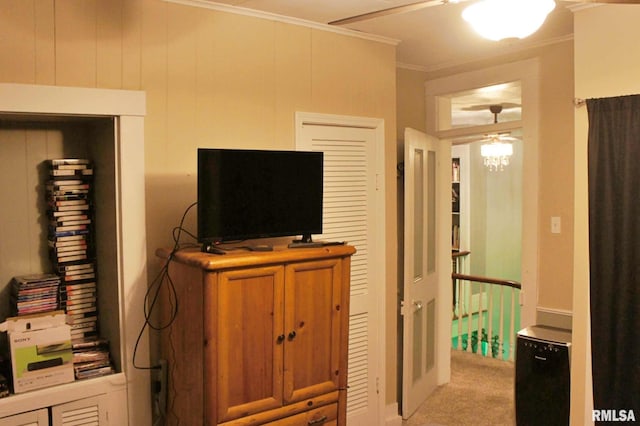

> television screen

[{"left": 197, "top": 148, "right": 323, "bottom": 246}]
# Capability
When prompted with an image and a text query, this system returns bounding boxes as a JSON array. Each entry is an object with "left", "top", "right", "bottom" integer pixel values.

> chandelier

[
  {"left": 477, "top": 104, "right": 517, "bottom": 171},
  {"left": 462, "top": 0, "right": 556, "bottom": 41},
  {"left": 481, "top": 136, "right": 513, "bottom": 171}
]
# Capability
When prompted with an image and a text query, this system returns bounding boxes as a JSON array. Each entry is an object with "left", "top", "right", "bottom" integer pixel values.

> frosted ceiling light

[{"left": 462, "top": 0, "right": 556, "bottom": 41}]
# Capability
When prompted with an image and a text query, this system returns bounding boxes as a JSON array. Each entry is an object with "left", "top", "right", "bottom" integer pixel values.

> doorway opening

[
  {"left": 425, "top": 58, "right": 540, "bottom": 334},
  {"left": 398, "top": 59, "right": 539, "bottom": 420},
  {"left": 450, "top": 133, "right": 522, "bottom": 361},
  {"left": 448, "top": 84, "right": 523, "bottom": 361}
]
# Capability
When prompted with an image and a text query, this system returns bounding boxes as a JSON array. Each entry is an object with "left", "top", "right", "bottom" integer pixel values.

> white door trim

[
  {"left": 295, "top": 111, "right": 386, "bottom": 425},
  {"left": 424, "top": 58, "right": 540, "bottom": 329}
]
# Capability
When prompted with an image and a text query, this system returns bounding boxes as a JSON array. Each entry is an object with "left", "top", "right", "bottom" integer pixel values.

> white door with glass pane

[{"left": 402, "top": 127, "right": 449, "bottom": 418}]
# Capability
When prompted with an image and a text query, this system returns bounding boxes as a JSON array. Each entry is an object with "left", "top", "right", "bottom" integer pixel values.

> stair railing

[{"left": 451, "top": 272, "right": 522, "bottom": 361}]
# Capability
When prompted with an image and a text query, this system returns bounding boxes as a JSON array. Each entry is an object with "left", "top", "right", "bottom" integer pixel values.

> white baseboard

[
  {"left": 385, "top": 403, "right": 402, "bottom": 426},
  {"left": 536, "top": 307, "right": 573, "bottom": 330}
]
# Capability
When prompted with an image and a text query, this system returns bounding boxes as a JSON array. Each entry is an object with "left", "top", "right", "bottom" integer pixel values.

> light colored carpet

[{"left": 403, "top": 350, "right": 515, "bottom": 426}]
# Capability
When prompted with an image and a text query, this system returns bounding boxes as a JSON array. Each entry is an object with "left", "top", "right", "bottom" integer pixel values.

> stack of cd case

[{"left": 10, "top": 273, "right": 61, "bottom": 316}]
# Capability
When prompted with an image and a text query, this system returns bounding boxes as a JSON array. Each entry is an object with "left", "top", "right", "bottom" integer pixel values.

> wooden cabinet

[{"left": 157, "top": 245, "right": 355, "bottom": 426}]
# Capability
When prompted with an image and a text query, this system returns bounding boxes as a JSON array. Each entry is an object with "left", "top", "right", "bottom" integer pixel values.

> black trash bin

[{"left": 515, "top": 325, "right": 572, "bottom": 426}]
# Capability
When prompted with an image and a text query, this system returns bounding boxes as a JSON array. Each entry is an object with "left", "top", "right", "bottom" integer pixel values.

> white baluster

[
  {"left": 478, "top": 282, "right": 485, "bottom": 356},
  {"left": 456, "top": 279, "right": 462, "bottom": 350},
  {"left": 498, "top": 285, "right": 505, "bottom": 359},
  {"left": 487, "top": 284, "right": 494, "bottom": 358},
  {"left": 466, "top": 279, "right": 472, "bottom": 353},
  {"left": 509, "top": 288, "right": 516, "bottom": 360}
]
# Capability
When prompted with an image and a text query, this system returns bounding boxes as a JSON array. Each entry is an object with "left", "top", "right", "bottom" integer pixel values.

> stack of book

[
  {"left": 46, "top": 159, "right": 97, "bottom": 341},
  {"left": 10, "top": 273, "right": 61, "bottom": 316},
  {"left": 71, "top": 337, "right": 114, "bottom": 380}
]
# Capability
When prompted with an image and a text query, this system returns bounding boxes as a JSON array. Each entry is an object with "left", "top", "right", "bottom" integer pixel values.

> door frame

[
  {"left": 425, "top": 59, "right": 540, "bottom": 336},
  {"left": 294, "top": 112, "right": 387, "bottom": 425}
]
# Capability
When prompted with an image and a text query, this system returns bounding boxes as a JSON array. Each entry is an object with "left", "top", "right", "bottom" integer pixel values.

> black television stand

[
  {"left": 288, "top": 241, "right": 324, "bottom": 249},
  {"left": 247, "top": 244, "right": 274, "bottom": 252},
  {"left": 202, "top": 243, "right": 275, "bottom": 254},
  {"left": 201, "top": 243, "right": 228, "bottom": 255},
  {"left": 288, "top": 234, "right": 323, "bottom": 249}
]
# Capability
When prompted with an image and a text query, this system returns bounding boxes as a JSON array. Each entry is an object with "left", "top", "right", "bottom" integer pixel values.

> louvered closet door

[{"left": 297, "top": 118, "right": 383, "bottom": 425}]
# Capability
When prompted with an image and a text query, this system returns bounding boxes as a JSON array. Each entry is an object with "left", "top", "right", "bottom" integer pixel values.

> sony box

[{"left": 5, "top": 311, "right": 74, "bottom": 393}]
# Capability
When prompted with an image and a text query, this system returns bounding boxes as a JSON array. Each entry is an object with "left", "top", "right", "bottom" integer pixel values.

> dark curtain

[{"left": 588, "top": 95, "right": 640, "bottom": 421}]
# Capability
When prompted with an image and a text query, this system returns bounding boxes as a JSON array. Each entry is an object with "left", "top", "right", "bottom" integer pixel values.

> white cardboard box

[{"left": 5, "top": 311, "right": 74, "bottom": 393}]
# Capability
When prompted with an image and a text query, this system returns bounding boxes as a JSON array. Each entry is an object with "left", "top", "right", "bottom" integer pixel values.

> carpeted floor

[{"left": 403, "top": 350, "right": 515, "bottom": 426}]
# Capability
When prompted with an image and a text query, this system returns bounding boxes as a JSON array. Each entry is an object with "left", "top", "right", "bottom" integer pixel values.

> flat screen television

[{"left": 197, "top": 148, "right": 323, "bottom": 250}]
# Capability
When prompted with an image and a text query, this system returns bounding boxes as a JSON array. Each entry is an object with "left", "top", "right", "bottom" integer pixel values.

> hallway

[{"left": 403, "top": 350, "right": 515, "bottom": 426}]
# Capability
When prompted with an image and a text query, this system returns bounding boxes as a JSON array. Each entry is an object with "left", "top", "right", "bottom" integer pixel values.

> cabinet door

[
  {"left": 217, "top": 266, "right": 285, "bottom": 423},
  {"left": 0, "top": 409, "right": 48, "bottom": 426},
  {"left": 50, "top": 395, "right": 108, "bottom": 425},
  {"left": 283, "top": 259, "right": 343, "bottom": 403}
]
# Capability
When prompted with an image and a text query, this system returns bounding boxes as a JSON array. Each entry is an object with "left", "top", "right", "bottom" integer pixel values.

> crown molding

[
  {"left": 396, "top": 62, "right": 430, "bottom": 72},
  {"left": 565, "top": 3, "right": 602, "bottom": 12},
  {"left": 162, "top": 0, "right": 400, "bottom": 46},
  {"left": 397, "top": 33, "right": 574, "bottom": 73}
]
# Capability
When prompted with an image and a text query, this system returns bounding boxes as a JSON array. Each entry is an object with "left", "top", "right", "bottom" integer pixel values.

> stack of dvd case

[
  {"left": 71, "top": 337, "right": 114, "bottom": 380},
  {"left": 46, "top": 159, "right": 114, "bottom": 379},
  {"left": 10, "top": 273, "right": 61, "bottom": 316},
  {"left": 47, "top": 158, "right": 97, "bottom": 342}
]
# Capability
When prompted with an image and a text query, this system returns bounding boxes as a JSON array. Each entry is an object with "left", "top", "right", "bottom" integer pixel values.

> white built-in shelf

[{"left": 0, "top": 83, "right": 150, "bottom": 425}]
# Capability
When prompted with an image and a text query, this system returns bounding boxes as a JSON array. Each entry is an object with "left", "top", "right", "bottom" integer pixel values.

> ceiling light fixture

[
  {"left": 481, "top": 136, "right": 513, "bottom": 171},
  {"left": 480, "top": 105, "right": 516, "bottom": 171},
  {"left": 462, "top": 0, "right": 556, "bottom": 41}
]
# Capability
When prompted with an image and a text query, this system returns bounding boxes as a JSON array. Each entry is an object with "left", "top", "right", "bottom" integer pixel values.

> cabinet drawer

[{"left": 267, "top": 403, "right": 337, "bottom": 426}]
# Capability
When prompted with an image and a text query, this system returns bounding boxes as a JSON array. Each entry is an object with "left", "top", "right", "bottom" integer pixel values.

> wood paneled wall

[{"left": 0, "top": 0, "right": 399, "bottom": 406}]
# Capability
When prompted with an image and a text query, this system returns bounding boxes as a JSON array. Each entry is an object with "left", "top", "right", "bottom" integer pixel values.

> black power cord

[
  {"left": 132, "top": 201, "right": 198, "bottom": 370},
  {"left": 133, "top": 202, "right": 198, "bottom": 425}
]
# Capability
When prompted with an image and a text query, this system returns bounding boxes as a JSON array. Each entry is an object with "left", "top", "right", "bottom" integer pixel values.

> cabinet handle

[
  {"left": 277, "top": 334, "right": 285, "bottom": 343},
  {"left": 288, "top": 330, "right": 297, "bottom": 340},
  {"left": 308, "top": 415, "right": 328, "bottom": 425}
]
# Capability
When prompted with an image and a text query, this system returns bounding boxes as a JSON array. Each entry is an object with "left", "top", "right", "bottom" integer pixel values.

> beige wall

[
  {"left": 396, "top": 67, "right": 428, "bottom": 139},
  {"left": 0, "top": 0, "right": 399, "bottom": 410},
  {"left": 572, "top": 5, "right": 640, "bottom": 425},
  {"left": 537, "top": 41, "right": 575, "bottom": 312}
]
